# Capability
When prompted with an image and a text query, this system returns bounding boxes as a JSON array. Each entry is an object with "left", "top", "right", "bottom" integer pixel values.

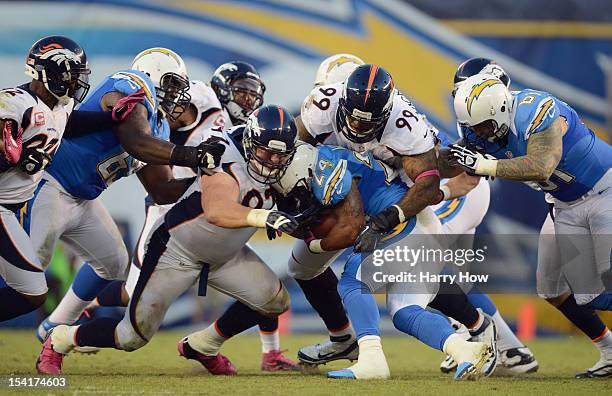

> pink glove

[
  {"left": 2, "top": 119, "right": 23, "bottom": 164},
  {"left": 111, "top": 88, "right": 146, "bottom": 122}
]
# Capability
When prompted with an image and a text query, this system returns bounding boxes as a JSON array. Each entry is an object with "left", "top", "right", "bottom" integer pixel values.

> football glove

[
  {"left": 196, "top": 137, "right": 227, "bottom": 170},
  {"left": 111, "top": 88, "right": 146, "bottom": 122},
  {"left": 2, "top": 119, "right": 23, "bottom": 165},
  {"left": 448, "top": 144, "right": 498, "bottom": 177},
  {"left": 19, "top": 147, "right": 51, "bottom": 175},
  {"left": 264, "top": 210, "right": 299, "bottom": 240},
  {"left": 353, "top": 222, "right": 385, "bottom": 253}
]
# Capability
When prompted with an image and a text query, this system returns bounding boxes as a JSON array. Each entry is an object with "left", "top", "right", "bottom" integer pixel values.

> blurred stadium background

[{"left": 0, "top": 0, "right": 610, "bottom": 339}]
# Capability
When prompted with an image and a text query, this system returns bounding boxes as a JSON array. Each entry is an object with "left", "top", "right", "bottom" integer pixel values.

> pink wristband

[{"left": 414, "top": 169, "right": 440, "bottom": 183}]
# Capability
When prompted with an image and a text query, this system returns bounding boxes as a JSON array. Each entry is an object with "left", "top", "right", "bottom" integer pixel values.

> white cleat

[
  {"left": 440, "top": 322, "right": 470, "bottom": 373},
  {"left": 298, "top": 334, "right": 359, "bottom": 365},
  {"left": 327, "top": 336, "right": 390, "bottom": 380},
  {"left": 495, "top": 347, "right": 539, "bottom": 375},
  {"left": 576, "top": 350, "right": 612, "bottom": 378},
  {"left": 453, "top": 341, "right": 496, "bottom": 381}
]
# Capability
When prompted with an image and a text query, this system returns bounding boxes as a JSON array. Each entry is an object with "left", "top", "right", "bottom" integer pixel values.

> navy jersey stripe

[
  {"left": 0, "top": 215, "right": 42, "bottom": 273},
  {"left": 164, "top": 191, "right": 203, "bottom": 230},
  {"left": 129, "top": 222, "right": 170, "bottom": 342}
]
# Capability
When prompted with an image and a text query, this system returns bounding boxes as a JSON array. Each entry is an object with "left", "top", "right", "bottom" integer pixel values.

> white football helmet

[
  {"left": 314, "top": 53, "right": 365, "bottom": 86},
  {"left": 132, "top": 47, "right": 190, "bottom": 120},
  {"left": 274, "top": 143, "right": 317, "bottom": 196},
  {"left": 453, "top": 74, "right": 512, "bottom": 145}
]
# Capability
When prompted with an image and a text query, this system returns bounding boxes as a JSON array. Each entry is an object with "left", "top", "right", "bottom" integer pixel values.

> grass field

[{"left": 0, "top": 330, "right": 610, "bottom": 395}]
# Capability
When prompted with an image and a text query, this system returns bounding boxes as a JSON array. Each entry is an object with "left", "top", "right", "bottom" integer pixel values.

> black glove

[
  {"left": 196, "top": 138, "right": 227, "bottom": 170},
  {"left": 265, "top": 210, "right": 299, "bottom": 240},
  {"left": 19, "top": 147, "right": 51, "bottom": 175},
  {"left": 370, "top": 205, "right": 403, "bottom": 233},
  {"left": 353, "top": 222, "right": 385, "bottom": 253}
]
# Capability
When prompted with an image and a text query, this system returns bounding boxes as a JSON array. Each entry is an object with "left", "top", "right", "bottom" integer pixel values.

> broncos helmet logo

[{"left": 466, "top": 78, "right": 503, "bottom": 116}]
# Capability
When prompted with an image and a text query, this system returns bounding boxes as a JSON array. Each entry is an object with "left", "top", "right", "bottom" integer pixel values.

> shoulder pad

[{"left": 0, "top": 88, "right": 35, "bottom": 125}]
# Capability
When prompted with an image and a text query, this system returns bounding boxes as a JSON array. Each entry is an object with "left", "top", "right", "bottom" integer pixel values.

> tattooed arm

[
  {"left": 495, "top": 117, "right": 565, "bottom": 181},
  {"left": 295, "top": 115, "right": 318, "bottom": 146},
  {"left": 397, "top": 148, "right": 440, "bottom": 217}
]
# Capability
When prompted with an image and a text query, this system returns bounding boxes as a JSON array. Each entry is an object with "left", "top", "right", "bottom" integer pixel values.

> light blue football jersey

[
  {"left": 462, "top": 89, "right": 612, "bottom": 202},
  {"left": 311, "top": 145, "right": 407, "bottom": 215},
  {"left": 46, "top": 70, "right": 168, "bottom": 200}
]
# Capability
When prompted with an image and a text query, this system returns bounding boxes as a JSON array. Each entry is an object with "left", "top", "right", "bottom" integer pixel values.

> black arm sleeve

[{"left": 64, "top": 111, "right": 114, "bottom": 137}]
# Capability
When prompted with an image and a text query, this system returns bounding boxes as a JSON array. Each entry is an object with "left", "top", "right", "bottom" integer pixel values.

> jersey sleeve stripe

[
  {"left": 322, "top": 159, "right": 347, "bottom": 205},
  {"left": 117, "top": 72, "right": 155, "bottom": 110},
  {"left": 528, "top": 98, "right": 555, "bottom": 134}
]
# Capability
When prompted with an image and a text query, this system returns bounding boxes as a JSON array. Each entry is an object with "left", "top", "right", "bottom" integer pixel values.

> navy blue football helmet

[
  {"left": 337, "top": 64, "right": 395, "bottom": 143},
  {"left": 24, "top": 35, "right": 90, "bottom": 105},
  {"left": 452, "top": 57, "right": 510, "bottom": 97},
  {"left": 243, "top": 105, "right": 297, "bottom": 184},
  {"left": 211, "top": 61, "right": 266, "bottom": 124}
]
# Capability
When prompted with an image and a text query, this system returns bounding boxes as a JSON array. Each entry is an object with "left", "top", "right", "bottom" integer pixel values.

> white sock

[
  {"left": 48, "top": 288, "right": 89, "bottom": 324},
  {"left": 329, "top": 322, "right": 355, "bottom": 340},
  {"left": 492, "top": 311, "right": 524, "bottom": 351},
  {"left": 187, "top": 322, "right": 226, "bottom": 356},
  {"left": 594, "top": 329, "right": 612, "bottom": 353},
  {"left": 259, "top": 330, "right": 280, "bottom": 353}
]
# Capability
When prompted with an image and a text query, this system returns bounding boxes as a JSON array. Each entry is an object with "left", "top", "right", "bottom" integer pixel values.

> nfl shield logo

[{"left": 505, "top": 151, "right": 513, "bottom": 158}]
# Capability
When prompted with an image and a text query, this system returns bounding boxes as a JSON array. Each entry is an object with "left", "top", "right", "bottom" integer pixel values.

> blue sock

[
  {"left": 467, "top": 291, "right": 497, "bottom": 316},
  {"left": 338, "top": 274, "right": 380, "bottom": 339},
  {"left": 587, "top": 292, "right": 612, "bottom": 311},
  {"left": 72, "top": 262, "right": 113, "bottom": 301},
  {"left": 392, "top": 305, "right": 454, "bottom": 351}
]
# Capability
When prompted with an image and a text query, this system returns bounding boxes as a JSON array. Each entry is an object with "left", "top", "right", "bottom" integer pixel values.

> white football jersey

[
  {"left": 171, "top": 80, "right": 231, "bottom": 179},
  {"left": 162, "top": 126, "right": 275, "bottom": 265},
  {"left": 0, "top": 85, "right": 73, "bottom": 203},
  {"left": 301, "top": 82, "right": 435, "bottom": 169}
]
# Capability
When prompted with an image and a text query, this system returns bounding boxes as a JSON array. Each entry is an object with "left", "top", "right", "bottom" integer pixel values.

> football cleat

[
  {"left": 453, "top": 341, "right": 496, "bottom": 381},
  {"left": 495, "top": 347, "right": 539, "bottom": 375},
  {"left": 440, "top": 321, "right": 470, "bottom": 373},
  {"left": 261, "top": 349, "right": 301, "bottom": 372},
  {"left": 178, "top": 338, "right": 237, "bottom": 375},
  {"left": 297, "top": 334, "right": 359, "bottom": 365},
  {"left": 575, "top": 350, "right": 612, "bottom": 378},
  {"left": 327, "top": 337, "right": 390, "bottom": 380},
  {"left": 37, "top": 317, "right": 99, "bottom": 354},
  {"left": 36, "top": 326, "right": 73, "bottom": 375}
]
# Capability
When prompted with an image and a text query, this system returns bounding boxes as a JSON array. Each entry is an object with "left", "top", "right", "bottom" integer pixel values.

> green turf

[{"left": 0, "top": 330, "right": 610, "bottom": 395}]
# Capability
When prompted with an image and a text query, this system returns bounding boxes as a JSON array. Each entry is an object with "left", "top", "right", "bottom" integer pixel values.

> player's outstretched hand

[
  {"left": 111, "top": 88, "right": 146, "bottom": 122},
  {"left": 448, "top": 144, "right": 497, "bottom": 177},
  {"left": 19, "top": 147, "right": 51, "bottom": 175},
  {"left": 196, "top": 137, "right": 227, "bottom": 170},
  {"left": 265, "top": 211, "right": 299, "bottom": 240}
]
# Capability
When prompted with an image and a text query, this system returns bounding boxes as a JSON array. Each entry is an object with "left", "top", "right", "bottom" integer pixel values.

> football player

[
  {"left": 0, "top": 35, "right": 122, "bottom": 321},
  {"left": 448, "top": 74, "right": 612, "bottom": 377},
  {"left": 29, "top": 48, "right": 224, "bottom": 343},
  {"left": 88, "top": 60, "right": 296, "bottom": 371},
  {"left": 435, "top": 58, "right": 538, "bottom": 375},
  {"left": 35, "top": 105, "right": 299, "bottom": 375},
  {"left": 274, "top": 143, "right": 496, "bottom": 380}
]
